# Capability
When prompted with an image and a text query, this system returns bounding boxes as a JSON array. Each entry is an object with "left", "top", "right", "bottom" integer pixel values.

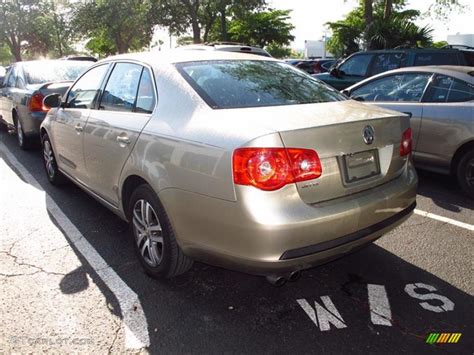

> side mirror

[{"left": 43, "top": 93, "right": 62, "bottom": 109}]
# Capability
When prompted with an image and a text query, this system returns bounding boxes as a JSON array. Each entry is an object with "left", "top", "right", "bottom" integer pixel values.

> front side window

[
  {"left": 339, "top": 54, "right": 373, "bottom": 76},
  {"left": 424, "top": 74, "right": 474, "bottom": 103},
  {"left": 67, "top": 64, "right": 109, "bottom": 109},
  {"left": 99, "top": 63, "right": 142, "bottom": 112},
  {"left": 177, "top": 60, "right": 345, "bottom": 109},
  {"left": 351, "top": 72, "right": 432, "bottom": 102}
]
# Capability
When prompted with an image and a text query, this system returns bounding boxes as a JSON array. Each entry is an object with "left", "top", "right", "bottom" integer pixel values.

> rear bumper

[
  {"left": 159, "top": 162, "right": 417, "bottom": 275},
  {"left": 21, "top": 111, "right": 46, "bottom": 136}
]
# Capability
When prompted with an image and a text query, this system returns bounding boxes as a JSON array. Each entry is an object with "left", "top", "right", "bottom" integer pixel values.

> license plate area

[{"left": 342, "top": 149, "right": 380, "bottom": 184}]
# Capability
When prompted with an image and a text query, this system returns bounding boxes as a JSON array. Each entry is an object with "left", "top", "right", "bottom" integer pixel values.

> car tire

[
  {"left": 15, "top": 116, "right": 30, "bottom": 150},
  {"left": 42, "top": 133, "right": 67, "bottom": 185},
  {"left": 128, "top": 184, "right": 193, "bottom": 278},
  {"left": 456, "top": 149, "right": 474, "bottom": 199}
]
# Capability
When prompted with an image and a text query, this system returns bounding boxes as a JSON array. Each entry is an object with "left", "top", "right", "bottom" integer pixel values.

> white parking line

[
  {"left": 414, "top": 209, "right": 474, "bottom": 232},
  {"left": 0, "top": 141, "right": 150, "bottom": 350}
]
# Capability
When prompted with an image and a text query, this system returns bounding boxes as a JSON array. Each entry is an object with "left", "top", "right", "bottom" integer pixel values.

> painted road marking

[
  {"left": 414, "top": 209, "right": 474, "bottom": 232},
  {"left": 367, "top": 284, "right": 392, "bottom": 326},
  {"left": 298, "top": 283, "right": 455, "bottom": 331},
  {"left": 0, "top": 141, "right": 150, "bottom": 350},
  {"left": 404, "top": 283, "right": 455, "bottom": 313},
  {"left": 297, "top": 296, "right": 347, "bottom": 331}
]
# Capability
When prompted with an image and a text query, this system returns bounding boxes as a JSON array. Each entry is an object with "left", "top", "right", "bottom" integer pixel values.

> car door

[
  {"left": 348, "top": 72, "right": 433, "bottom": 153},
  {"left": 417, "top": 74, "right": 474, "bottom": 171},
  {"left": 83, "top": 62, "right": 156, "bottom": 205},
  {"left": 0, "top": 66, "right": 18, "bottom": 126},
  {"left": 52, "top": 64, "right": 110, "bottom": 183}
]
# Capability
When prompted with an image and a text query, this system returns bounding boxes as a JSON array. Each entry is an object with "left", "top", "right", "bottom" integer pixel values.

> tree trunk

[
  {"left": 220, "top": 4, "right": 227, "bottom": 41},
  {"left": 191, "top": 19, "right": 201, "bottom": 43},
  {"left": 384, "top": 0, "right": 393, "bottom": 20},
  {"left": 11, "top": 46, "right": 22, "bottom": 62},
  {"left": 363, "top": 0, "right": 373, "bottom": 50},
  {"left": 8, "top": 33, "right": 22, "bottom": 62}
]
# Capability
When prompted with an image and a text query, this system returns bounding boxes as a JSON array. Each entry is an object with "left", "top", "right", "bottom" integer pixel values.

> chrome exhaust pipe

[
  {"left": 288, "top": 270, "right": 301, "bottom": 282},
  {"left": 266, "top": 275, "right": 287, "bottom": 287}
]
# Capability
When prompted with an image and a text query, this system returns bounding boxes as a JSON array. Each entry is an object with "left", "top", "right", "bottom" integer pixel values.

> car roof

[
  {"left": 353, "top": 48, "right": 463, "bottom": 54},
  {"left": 100, "top": 49, "right": 278, "bottom": 66},
  {"left": 345, "top": 65, "right": 474, "bottom": 91}
]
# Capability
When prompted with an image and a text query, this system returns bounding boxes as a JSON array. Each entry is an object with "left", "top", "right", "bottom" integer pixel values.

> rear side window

[
  {"left": 370, "top": 53, "right": 405, "bottom": 75},
  {"left": 176, "top": 60, "right": 345, "bottom": 109},
  {"left": 67, "top": 64, "right": 109, "bottom": 109},
  {"left": 424, "top": 74, "right": 474, "bottom": 103},
  {"left": 100, "top": 63, "right": 142, "bottom": 112},
  {"left": 135, "top": 69, "right": 156, "bottom": 114},
  {"left": 414, "top": 53, "right": 459, "bottom": 66}
]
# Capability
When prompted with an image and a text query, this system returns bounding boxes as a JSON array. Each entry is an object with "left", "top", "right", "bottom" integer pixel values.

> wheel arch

[{"left": 121, "top": 175, "right": 151, "bottom": 220}]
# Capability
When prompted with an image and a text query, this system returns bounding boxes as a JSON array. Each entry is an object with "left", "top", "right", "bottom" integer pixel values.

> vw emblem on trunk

[{"left": 363, "top": 125, "right": 375, "bottom": 145}]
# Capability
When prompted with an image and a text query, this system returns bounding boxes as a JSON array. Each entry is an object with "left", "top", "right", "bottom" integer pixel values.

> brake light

[
  {"left": 29, "top": 92, "right": 48, "bottom": 112},
  {"left": 400, "top": 128, "right": 412, "bottom": 156},
  {"left": 233, "top": 148, "right": 322, "bottom": 191}
]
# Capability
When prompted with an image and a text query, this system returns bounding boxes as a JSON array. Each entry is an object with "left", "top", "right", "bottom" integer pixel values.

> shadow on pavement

[{"left": 1, "top": 131, "right": 472, "bottom": 354}]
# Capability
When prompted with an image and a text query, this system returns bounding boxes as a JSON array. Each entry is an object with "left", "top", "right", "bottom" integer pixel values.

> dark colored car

[
  {"left": 0, "top": 60, "right": 91, "bottom": 149},
  {"left": 315, "top": 48, "right": 473, "bottom": 90},
  {"left": 295, "top": 59, "right": 336, "bottom": 75}
]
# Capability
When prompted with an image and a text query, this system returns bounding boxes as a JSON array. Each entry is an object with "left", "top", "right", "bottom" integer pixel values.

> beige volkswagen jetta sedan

[{"left": 40, "top": 51, "right": 417, "bottom": 284}]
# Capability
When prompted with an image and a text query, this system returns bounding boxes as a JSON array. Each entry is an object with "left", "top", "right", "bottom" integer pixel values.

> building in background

[
  {"left": 447, "top": 33, "right": 474, "bottom": 47},
  {"left": 304, "top": 40, "right": 333, "bottom": 59}
]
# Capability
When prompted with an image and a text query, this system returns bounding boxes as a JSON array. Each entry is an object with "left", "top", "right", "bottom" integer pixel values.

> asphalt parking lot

[{"left": 0, "top": 130, "right": 473, "bottom": 354}]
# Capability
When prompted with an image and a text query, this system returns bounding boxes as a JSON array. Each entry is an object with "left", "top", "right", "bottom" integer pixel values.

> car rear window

[
  {"left": 176, "top": 60, "right": 345, "bottom": 109},
  {"left": 23, "top": 61, "right": 91, "bottom": 85}
]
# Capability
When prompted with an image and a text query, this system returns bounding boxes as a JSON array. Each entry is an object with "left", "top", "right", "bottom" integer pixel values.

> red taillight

[
  {"left": 233, "top": 148, "right": 322, "bottom": 191},
  {"left": 29, "top": 92, "right": 48, "bottom": 112},
  {"left": 400, "top": 128, "right": 412, "bottom": 156}
]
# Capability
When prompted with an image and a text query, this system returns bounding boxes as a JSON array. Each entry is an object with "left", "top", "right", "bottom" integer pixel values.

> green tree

[
  {"left": 154, "top": 0, "right": 267, "bottom": 44},
  {"left": 0, "top": 43, "right": 12, "bottom": 65},
  {"left": 73, "top": 0, "right": 156, "bottom": 56},
  {"left": 327, "top": 1, "right": 433, "bottom": 57},
  {"left": 0, "top": 0, "right": 44, "bottom": 61},
  {"left": 265, "top": 43, "right": 291, "bottom": 58},
  {"left": 228, "top": 9, "right": 295, "bottom": 48}
]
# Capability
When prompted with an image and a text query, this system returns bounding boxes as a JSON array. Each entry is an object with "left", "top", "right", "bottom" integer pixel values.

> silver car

[
  {"left": 0, "top": 60, "right": 91, "bottom": 149},
  {"left": 343, "top": 66, "right": 474, "bottom": 197},
  {"left": 40, "top": 51, "right": 417, "bottom": 283}
]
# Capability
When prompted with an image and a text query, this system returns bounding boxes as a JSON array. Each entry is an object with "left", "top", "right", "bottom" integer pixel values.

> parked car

[
  {"left": 179, "top": 42, "right": 272, "bottom": 57},
  {"left": 40, "top": 50, "right": 417, "bottom": 283},
  {"left": 294, "top": 59, "right": 336, "bottom": 75},
  {"left": 343, "top": 66, "right": 474, "bottom": 197},
  {"left": 0, "top": 60, "right": 92, "bottom": 148},
  {"left": 315, "top": 48, "right": 473, "bottom": 90}
]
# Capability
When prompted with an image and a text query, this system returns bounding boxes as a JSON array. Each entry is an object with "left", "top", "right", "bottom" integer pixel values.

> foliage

[
  {"left": 265, "top": 43, "right": 291, "bottom": 58},
  {"left": 0, "top": 44, "right": 12, "bottom": 65},
  {"left": 73, "top": 0, "right": 156, "bottom": 56},
  {"left": 228, "top": 9, "right": 295, "bottom": 48},
  {"left": 0, "top": 0, "right": 44, "bottom": 61},
  {"left": 327, "top": 0, "right": 433, "bottom": 57}
]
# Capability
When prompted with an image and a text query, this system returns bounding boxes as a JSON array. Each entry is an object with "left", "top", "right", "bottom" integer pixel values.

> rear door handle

[
  {"left": 74, "top": 124, "right": 83, "bottom": 133},
  {"left": 116, "top": 135, "right": 130, "bottom": 145},
  {"left": 402, "top": 112, "right": 413, "bottom": 118}
]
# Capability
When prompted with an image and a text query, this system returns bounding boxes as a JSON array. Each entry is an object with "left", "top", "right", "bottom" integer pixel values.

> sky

[
  {"left": 269, "top": 0, "right": 474, "bottom": 49},
  {"left": 154, "top": 0, "right": 473, "bottom": 51}
]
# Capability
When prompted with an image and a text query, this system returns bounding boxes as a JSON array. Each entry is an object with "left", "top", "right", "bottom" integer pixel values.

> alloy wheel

[
  {"left": 132, "top": 199, "right": 164, "bottom": 267},
  {"left": 17, "top": 119, "right": 24, "bottom": 146},
  {"left": 43, "top": 140, "right": 55, "bottom": 179},
  {"left": 466, "top": 157, "right": 474, "bottom": 188}
]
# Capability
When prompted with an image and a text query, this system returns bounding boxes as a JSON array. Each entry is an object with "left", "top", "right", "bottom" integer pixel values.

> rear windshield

[
  {"left": 176, "top": 60, "right": 346, "bottom": 109},
  {"left": 23, "top": 61, "right": 91, "bottom": 85}
]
